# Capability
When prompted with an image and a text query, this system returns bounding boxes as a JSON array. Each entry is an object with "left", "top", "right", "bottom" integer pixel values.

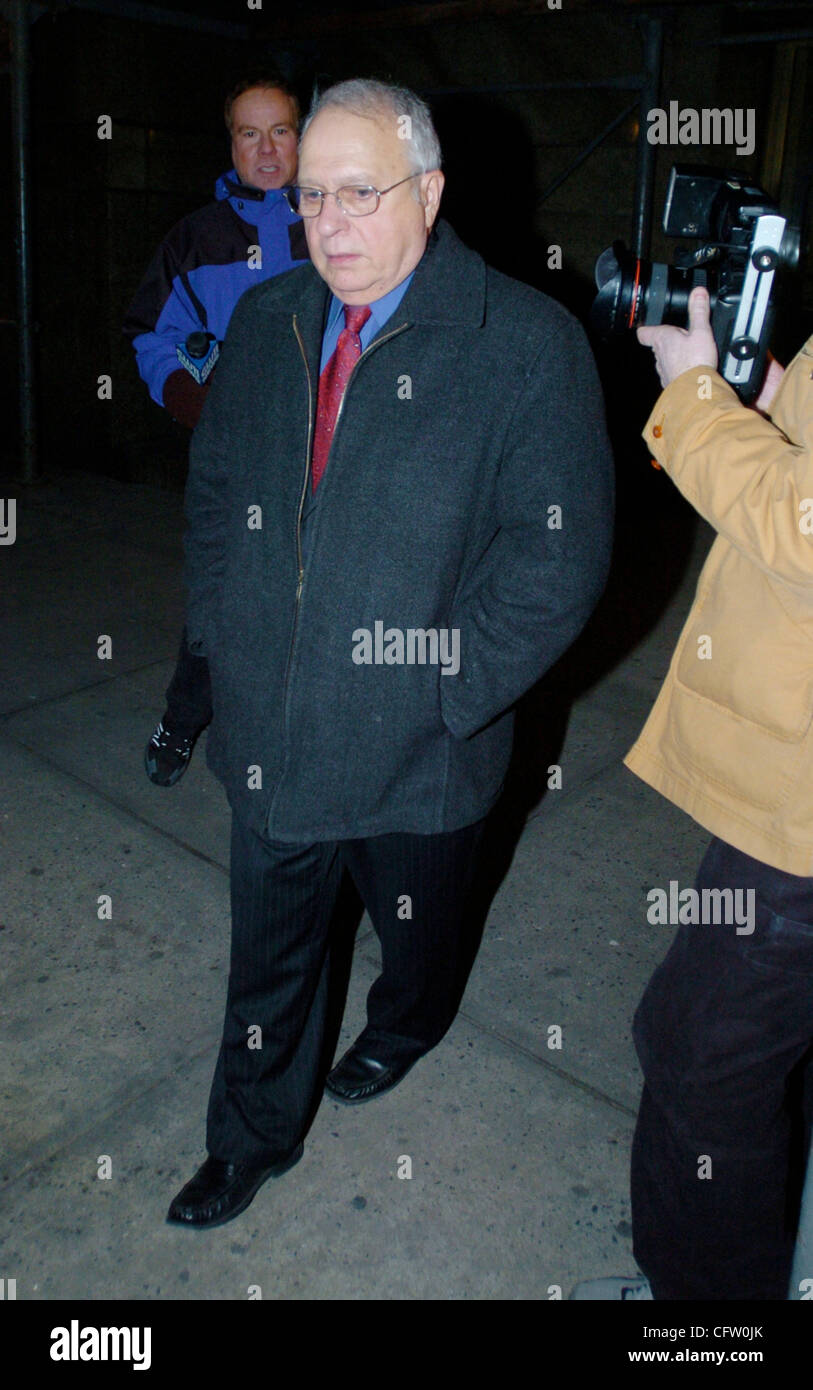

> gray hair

[{"left": 301, "top": 78, "right": 442, "bottom": 176}]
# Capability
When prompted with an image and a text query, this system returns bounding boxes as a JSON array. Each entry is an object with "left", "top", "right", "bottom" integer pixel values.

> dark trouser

[
  {"left": 631, "top": 836, "right": 813, "bottom": 1300},
  {"left": 164, "top": 624, "right": 212, "bottom": 733},
  {"left": 206, "top": 811, "right": 486, "bottom": 1165}
]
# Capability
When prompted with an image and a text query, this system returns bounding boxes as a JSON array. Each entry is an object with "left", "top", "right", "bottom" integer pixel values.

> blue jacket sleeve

[{"left": 124, "top": 230, "right": 205, "bottom": 408}]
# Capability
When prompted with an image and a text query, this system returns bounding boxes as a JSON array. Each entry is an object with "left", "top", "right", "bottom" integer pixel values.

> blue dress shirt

[{"left": 319, "top": 272, "right": 415, "bottom": 374}]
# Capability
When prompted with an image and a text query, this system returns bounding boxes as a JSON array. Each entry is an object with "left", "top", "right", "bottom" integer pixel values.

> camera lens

[
  {"left": 591, "top": 241, "right": 709, "bottom": 339},
  {"left": 591, "top": 242, "right": 643, "bottom": 337}
]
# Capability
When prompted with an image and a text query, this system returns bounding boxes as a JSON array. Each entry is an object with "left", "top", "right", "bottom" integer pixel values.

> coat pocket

[
  {"left": 674, "top": 562, "right": 813, "bottom": 741},
  {"left": 670, "top": 560, "right": 813, "bottom": 811},
  {"left": 669, "top": 686, "right": 809, "bottom": 811}
]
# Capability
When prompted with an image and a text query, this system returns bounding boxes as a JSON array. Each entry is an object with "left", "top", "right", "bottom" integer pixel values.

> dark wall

[
  {"left": 1, "top": 53, "right": 15, "bottom": 472},
  {"left": 2, "top": 1, "right": 811, "bottom": 486},
  {"left": 28, "top": 10, "right": 252, "bottom": 485}
]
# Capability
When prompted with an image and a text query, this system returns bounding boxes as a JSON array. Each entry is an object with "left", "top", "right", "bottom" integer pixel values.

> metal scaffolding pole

[
  {"left": 631, "top": 13, "right": 663, "bottom": 261},
  {"left": 10, "top": 0, "right": 37, "bottom": 482}
]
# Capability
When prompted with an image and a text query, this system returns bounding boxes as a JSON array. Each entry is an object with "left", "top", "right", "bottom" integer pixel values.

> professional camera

[{"left": 591, "top": 164, "right": 798, "bottom": 402}]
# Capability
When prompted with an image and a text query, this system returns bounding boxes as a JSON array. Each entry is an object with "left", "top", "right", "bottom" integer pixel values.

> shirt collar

[{"left": 325, "top": 269, "right": 415, "bottom": 336}]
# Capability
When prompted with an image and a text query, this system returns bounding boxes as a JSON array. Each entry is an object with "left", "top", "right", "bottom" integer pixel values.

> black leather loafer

[
  {"left": 325, "top": 1044, "right": 418, "bottom": 1105},
  {"left": 166, "top": 1142, "right": 303, "bottom": 1229}
]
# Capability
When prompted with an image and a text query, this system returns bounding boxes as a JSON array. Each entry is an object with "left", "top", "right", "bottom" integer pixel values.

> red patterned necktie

[{"left": 311, "top": 303, "right": 371, "bottom": 491}]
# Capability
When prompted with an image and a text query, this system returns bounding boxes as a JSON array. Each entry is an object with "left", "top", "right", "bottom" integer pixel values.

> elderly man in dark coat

[{"left": 170, "top": 77, "right": 614, "bottom": 1228}]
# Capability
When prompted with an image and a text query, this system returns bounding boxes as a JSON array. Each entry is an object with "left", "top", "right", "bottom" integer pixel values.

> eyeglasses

[{"left": 285, "top": 172, "right": 422, "bottom": 218}]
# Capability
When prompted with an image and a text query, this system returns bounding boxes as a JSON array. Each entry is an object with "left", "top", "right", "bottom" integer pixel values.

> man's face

[
  {"left": 230, "top": 87, "right": 298, "bottom": 191},
  {"left": 297, "top": 107, "right": 444, "bottom": 304}
]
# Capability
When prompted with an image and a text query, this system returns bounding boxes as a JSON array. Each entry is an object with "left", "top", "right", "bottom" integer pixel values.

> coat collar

[
  {"left": 255, "top": 219, "right": 487, "bottom": 334},
  {"left": 215, "top": 169, "right": 292, "bottom": 218},
  {"left": 396, "top": 220, "right": 486, "bottom": 328}
]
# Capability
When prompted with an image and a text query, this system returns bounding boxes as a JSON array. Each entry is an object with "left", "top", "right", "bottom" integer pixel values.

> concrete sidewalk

[{"left": 0, "top": 468, "right": 711, "bottom": 1301}]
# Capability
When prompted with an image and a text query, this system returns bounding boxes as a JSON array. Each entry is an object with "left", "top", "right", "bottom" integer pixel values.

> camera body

[{"left": 591, "top": 164, "right": 796, "bottom": 402}]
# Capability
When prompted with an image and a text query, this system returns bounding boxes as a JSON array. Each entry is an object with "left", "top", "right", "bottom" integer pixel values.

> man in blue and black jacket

[{"left": 123, "top": 74, "right": 308, "bottom": 787}]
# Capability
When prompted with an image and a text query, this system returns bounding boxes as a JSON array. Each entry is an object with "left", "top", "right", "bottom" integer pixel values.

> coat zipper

[
  {"left": 279, "top": 314, "right": 410, "bottom": 735},
  {"left": 291, "top": 313, "right": 313, "bottom": 603},
  {"left": 281, "top": 312, "right": 314, "bottom": 730}
]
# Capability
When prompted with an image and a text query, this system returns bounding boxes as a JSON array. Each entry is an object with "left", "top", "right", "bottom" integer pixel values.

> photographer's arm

[{"left": 638, "top": 288, "right": 813, "bottom": 588}]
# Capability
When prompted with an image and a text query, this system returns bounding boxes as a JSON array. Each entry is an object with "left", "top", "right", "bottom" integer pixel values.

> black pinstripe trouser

[{"left": 205, "top": 810, "right": 486, "bottom": 1164}]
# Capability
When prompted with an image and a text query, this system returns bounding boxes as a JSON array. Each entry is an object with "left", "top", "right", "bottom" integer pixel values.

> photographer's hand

[
  {"left": 754, "top": 354, "right": 785, "bottom": 414},
  {"left": 637, "top": 285, "right": 718, "bottom": 387}
]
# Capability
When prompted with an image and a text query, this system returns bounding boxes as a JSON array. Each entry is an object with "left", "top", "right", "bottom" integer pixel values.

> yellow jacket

[{"left": 624, "top": 334, "right": 813, "bottom": 875}]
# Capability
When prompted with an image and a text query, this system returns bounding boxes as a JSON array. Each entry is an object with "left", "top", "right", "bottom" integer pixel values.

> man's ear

[{"left": 421, "top": 170, "right": 445, "bottom": 229}]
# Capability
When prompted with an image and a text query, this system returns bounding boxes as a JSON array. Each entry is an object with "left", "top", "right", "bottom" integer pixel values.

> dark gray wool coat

[{"left": 184, "top": 218, "right": 614, "bottom": 841}]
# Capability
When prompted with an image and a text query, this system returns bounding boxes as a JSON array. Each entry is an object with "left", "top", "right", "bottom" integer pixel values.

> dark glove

[{"left": 162, "top": 368, "right": 212, "bottom": 430}]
